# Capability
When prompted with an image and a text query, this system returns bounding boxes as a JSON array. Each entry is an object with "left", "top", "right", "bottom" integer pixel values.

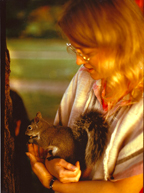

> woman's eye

[
  {"left": 87, "top": 52, "right": 97, "bottom": 57},
  {"left": 84, "top": 53, "right": 93, "bottom": 58}
]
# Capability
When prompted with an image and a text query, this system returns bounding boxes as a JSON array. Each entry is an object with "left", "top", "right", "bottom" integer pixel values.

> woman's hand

[
  {"left": 26, "top": 144, "right": 53, "bottom": 188},
  {"left": 45, "top": 158, "right": 81, "bottom": 183},
  {"left": 27, "top": 143, "right": 47, "bottom": 163}
]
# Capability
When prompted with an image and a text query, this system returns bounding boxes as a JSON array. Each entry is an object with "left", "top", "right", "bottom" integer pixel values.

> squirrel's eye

[{"left": 28, "top": 125, "right": 32, "bottom": 130}]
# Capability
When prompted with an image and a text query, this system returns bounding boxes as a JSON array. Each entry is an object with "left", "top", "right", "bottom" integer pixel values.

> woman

[{"left": 26, "top": 0, "right": 143, "bottom": 192}]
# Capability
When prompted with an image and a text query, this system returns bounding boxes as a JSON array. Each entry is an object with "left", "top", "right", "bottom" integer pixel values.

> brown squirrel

[{"left": 25, "top": 111, "right": 108, "bottom": 171}]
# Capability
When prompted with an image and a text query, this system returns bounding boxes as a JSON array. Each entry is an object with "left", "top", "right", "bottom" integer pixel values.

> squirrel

[{"left": 25, "top": 110, "right": 108, "bottom": 171}]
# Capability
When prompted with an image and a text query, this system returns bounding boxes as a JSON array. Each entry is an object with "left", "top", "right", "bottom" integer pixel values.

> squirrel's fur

[{"left": 25, "top": 110, "right": 108, "bottom": 171}]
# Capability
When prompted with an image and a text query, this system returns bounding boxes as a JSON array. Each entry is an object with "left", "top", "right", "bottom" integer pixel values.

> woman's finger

[
  {"left": 57, "top": 161, "right": 81, "bottom": 183},
  {"left": 26, "top": 152, "right": 53, "bottom": 188},
  {"left": 27, "top": 144, "right": 45, "bottom": 162},
  {"left": 57, "top": 159, "right": 78, "bottom": 171},
  {"left": 59, "top": 161, "right": 80, "bottom": 176},
  {"left": 75, "top": 161, "right": 80, "bottom": 169},
  {"left": 27, "top": 144, "right": 35, "bottom": 155},
  {"left": 39, "top": 146, "right": 46, "bottom": 158},
  {"left": 33, "top": 144, "right": 39, "bottom": 157},
  {"left": 45, "top": 159, "right": 81, "bottom": 183},
  {"left": 58, "top": 162, "right": 81, "bottom": 178},
  {"left": 60, "top": 169, "right": 81, "bottom": 183},
  {"left": 26, "top": 152, "right": 37, "bottom": 166}
]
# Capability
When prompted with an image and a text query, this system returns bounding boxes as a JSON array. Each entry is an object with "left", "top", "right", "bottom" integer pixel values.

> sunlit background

[
  {"left": 6, "top": 0, "right": 79, "bottom": 123},
  {"left": 6, "top": 0, "right": 143, "bottom": 192},
  {"left": 6, "top": 0, "right": 143, "bottom": 123}
]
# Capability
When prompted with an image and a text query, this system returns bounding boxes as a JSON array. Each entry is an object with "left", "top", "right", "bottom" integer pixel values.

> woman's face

[{"left": 70, "top": 42, "right": 111, "bottom": 80}]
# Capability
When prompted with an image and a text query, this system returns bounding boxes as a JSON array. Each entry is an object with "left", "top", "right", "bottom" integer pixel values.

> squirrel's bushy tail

[{"left": 73, "top": 110, "right": 109, "bottom": 166}]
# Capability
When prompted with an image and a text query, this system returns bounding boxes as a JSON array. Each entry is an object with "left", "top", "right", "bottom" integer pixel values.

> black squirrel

[{"left": 25, "top": 110, "right": 108, "bottom": 171}]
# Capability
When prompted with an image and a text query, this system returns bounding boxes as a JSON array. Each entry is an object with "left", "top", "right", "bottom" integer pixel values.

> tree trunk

[{"left": 2, "top": 48, "right": 20, "bottom": 193}]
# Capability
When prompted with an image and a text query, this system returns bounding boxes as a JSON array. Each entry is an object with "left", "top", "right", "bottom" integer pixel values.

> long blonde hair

[{"left": 58, "top": 0, "right": 144, "bottom": 106}]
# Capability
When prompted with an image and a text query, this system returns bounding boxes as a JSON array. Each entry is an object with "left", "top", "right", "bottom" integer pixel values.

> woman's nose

[{"left": 76, "top": 56, "right": 86, "bottom": 66}]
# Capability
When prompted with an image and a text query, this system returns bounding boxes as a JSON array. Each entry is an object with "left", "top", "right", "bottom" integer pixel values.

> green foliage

[
  {"left": 6, "top": 0, "right": 31, "bottom": 37},
  {"left": 22, "top": 6, "right": 62, "bottom": 38},
  {"left": 6, "top": 0, "right": 67, "bottom": 38}
]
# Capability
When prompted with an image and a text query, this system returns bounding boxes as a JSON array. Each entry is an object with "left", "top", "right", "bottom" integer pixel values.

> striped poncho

[{"left": 54, "top": 68, "right": 143, "bottom": 181}]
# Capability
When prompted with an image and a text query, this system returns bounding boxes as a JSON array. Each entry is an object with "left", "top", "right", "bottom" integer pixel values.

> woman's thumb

[{"left": 26, "top": 152, "right": 37, "bottom": 165}]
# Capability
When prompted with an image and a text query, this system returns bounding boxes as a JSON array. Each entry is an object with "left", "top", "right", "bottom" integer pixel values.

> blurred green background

[
  {"left": 6, "top": 0, "right": 79, "bottom": 123},
  {"left": 6, "top": 2, "right": 79, "bottom": 191}
]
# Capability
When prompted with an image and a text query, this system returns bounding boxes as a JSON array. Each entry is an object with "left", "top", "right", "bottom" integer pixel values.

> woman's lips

[{"left": 83, "top": 66, "right": 94, "bottom": 73}]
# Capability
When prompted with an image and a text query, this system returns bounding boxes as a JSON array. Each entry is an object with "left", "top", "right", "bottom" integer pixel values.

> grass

[
  {"left": 10, "top": 59, "right": 78, "bottom": 82},
  {"left": 18, "top": 91, "right": 62, "bottom": 123},
  {"left": 8, "top": 38, "right": 79, "bottom": 121},
  {"left": 7, "top": 38, "right": 68, "bottom": 51}
]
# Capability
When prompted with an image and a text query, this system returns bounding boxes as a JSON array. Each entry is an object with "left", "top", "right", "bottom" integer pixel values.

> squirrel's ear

[
  {"left": 36, "top": 112, "right": 42, "bottom": 118},
  {"left": 34, "top": 116, "right": 39, "bottom": 123},
  {"left": 34, "top": 112, "right": 42, "bottom": 123}
]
